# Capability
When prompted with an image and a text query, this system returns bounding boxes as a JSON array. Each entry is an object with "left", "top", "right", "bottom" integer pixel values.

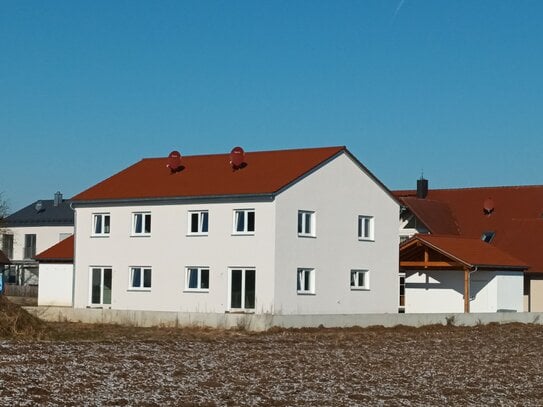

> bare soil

[{"left": 0, "top": 298, "right": 542, "bottom": 405}]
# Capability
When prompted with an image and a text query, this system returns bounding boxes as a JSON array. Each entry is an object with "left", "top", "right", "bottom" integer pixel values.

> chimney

[
  {"left": 416, "top": 177, "right": 428, "bottom": 199},
  {"left": 54, "top": 191, "right": 63, "bottom": 207}
]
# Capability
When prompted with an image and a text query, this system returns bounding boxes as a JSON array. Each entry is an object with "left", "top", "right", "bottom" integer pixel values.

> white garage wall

[{"left": 38, "top": 263, "right": 74, "bottom": 307}]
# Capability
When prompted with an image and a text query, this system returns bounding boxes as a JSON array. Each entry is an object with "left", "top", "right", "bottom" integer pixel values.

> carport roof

[
  {"left": 400, "top": 234, "right": 527, "bottom": 270},
  {"left": 35, "top": 235, "right": 74, "bottom": 262}
]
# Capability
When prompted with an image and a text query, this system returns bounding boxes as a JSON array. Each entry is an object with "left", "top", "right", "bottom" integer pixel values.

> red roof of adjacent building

[
  {"left": 35, "top": 235, "right": 74, "bottom": 262},
  {"left": 72, "top": 146, "right": 348, "bottom": 201},
  {"left": 396, "top": 185, "right": 543, "bottom": 272},
  {"left": 402, "top": 234, "right": 527, "bottom": 269}
]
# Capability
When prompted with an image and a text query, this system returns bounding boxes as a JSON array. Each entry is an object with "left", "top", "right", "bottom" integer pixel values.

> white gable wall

[
  {"left": 73, "top": 200, "right": 276, "bottom": 313},
  {"left": 274, "top": 152, "right": 399, "bottom": 314}
]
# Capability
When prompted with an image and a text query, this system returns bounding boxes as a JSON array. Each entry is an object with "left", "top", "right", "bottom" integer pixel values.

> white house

[
  {"left": 1, "top": 192, "right": 74, "bottom": 289},
  {"left": 70, "top": 146, "right": 400, "bottom": 315}
]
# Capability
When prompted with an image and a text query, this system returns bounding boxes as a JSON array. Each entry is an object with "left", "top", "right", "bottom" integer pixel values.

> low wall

[{"left": 23, "top": 307, "right": 543, "bottom": 331}]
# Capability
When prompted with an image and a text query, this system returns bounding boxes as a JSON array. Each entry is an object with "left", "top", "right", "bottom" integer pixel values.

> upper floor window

[
  {"left": 358, "top": 216, "right": 374, "bottom": 241},
  {"left": 298, "top": 210, "right": 316, "bottom": 237},
  {"left": 350, "top": 269, "right": 369, "bottom": 290},
  {"left": 129, "top": 267, "right": 152, "bottom": 290},
  {"left": 297, "top": 268, "right": 315, "bottom": 295},
  {"left": 92, "top": 213, "right": 110, "bottom": 236},
  {"left": 24, "top": 234, "right": 36, "bottom": 259},
  {"left": 233, "top": 209, "right": 255, "bottom": 234},
  {"left": 2, "top": 234, "right": 13, "bottom": 259},
  {"left": 132, "top": 212, "right": 151, "bottom": 236},
  {"left": 185, "top": 267, "right": 210, "bottom": 291},
  {"left": 188, "top": 211, "right": 209, "bottom": 235}
]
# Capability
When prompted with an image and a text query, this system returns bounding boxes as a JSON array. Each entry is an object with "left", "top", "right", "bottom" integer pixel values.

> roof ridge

[
  {"left": 397, "top": 184, "right": 543, "bottom": 193},
  {"left": 141, "top": 145, "right": 346, "bottom": 161}
]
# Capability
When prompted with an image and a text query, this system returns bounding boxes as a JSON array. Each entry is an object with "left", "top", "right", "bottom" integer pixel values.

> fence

[{"left": 3, "top": 284, "right": 38, "bottom": 298}]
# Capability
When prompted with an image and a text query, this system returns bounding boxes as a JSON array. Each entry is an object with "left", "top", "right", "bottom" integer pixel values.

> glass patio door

[
  {"left": 91, "top": 267, "right": 112, "bottom": 306},
  {"left": 230, "top": 269, "right": 255, "bottom": 310}
]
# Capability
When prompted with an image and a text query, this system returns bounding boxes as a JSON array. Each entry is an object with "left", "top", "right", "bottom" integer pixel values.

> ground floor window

[
  {"left": 297, "top": 268, "right": 315, "bottom": 294},
  {"left": 130, "top": 267, "right": 152, "bottom": 290},
  {"left": 350, "top": 269, "right": 369, "bottom": 290},
  {"left": 90, "top": 267, "right": 112, "bottom": 305},
  {"left": 185, "top": 267, "right": 210, "bottom": 291},
  {"left": 229, "top": 268, "right": 255, "bottom": 310}
]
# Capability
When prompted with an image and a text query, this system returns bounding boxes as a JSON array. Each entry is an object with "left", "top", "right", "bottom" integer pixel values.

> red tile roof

[
  {"left": 0, "top": 250, "right": 9, "bottom": 264},
  {"left": 401, "top": 197, "right": 460, "bottom": 235},
  {"left": 402, "top": 234, "right": 527, "bottom": 269},
  {"left": 35, "top": 235, "right": 74, "bottom": 262},
  {"left": 396, "top": 185, "right": 543, "bottom": 272},
  {"left": 73, "top": 146, "right": 347, "bottom": 201}
]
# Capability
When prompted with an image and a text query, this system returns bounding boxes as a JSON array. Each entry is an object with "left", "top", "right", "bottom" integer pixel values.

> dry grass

[{"left": 1, "top": 298, "right": 543, "bottom": 405}]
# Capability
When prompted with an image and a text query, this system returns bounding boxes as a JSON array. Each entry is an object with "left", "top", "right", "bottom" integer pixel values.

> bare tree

[{"left": 0, "top": 192, "right": 8, "bottom": 219}]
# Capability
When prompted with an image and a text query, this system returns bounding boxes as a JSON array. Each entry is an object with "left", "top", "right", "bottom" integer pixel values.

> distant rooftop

[{"left": 2, "top": 192, "right": 74, "bottom": 227}]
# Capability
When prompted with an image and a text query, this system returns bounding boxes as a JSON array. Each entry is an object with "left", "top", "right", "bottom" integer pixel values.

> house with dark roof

[
  {"left": 396, "top": 179, "right": 543, "bottom": 313},
  {"left": 69, "top": 146, "right": 400, "bottom": 315},
  {"left": 1, "top": 192, "right": 74, "bottom": 289}
]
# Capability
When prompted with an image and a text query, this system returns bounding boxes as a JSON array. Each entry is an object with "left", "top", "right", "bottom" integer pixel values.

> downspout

[{"left": 69, "top": 201, "right": 76, "bottom": 309}]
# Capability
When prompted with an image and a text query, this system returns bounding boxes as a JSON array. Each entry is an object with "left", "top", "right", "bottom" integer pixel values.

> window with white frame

[
  {"left": 132, "top": 212, "right": 151, "bottom": 235},
  {"left": 350, "top": 269, "right": 369, "bottom": 290},
  {"left": 185, "top": 267, "right": 210, "bottom": 291},
  {"left": 129, "top": 267, "right": 152, "bottom": 289},
  {"left": 297, "top": 210, "right": 315, "bottom": 237},
  {"left": 297, "top": 268, "right": 315, "bottom": 294},
  {"left": 233, "top": 209, "right": 255, "bottom": 234},
  {"left": 188, "top": 211, "right": 209, "bottom": 235},
  {"left": 92, "top": 213, "right": 110, "bottom": 236},
  {"left": 358, "top": 215, "right": 374, "bottom": 240}
]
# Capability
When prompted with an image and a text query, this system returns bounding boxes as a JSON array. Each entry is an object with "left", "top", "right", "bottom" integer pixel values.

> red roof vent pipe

[
  {"left": 416, "top": 177, "right": 428, "bottom": 199},
  {"left": 230, "top": 146, "right": 247, "bottom": 171},
  {"left": 167, "top": 151, "right": 184, "bottom": 174},
  {"left": 483, "top": 198, "right": 494, "bottom": 216}
]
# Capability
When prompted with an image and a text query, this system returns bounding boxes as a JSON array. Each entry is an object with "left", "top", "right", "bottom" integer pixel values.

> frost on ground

[{"left": 1, "top": 323, "right": 543, "bottom": 406}]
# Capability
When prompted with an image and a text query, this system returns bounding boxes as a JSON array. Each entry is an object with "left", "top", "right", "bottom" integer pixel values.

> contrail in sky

[{"left": 392, "top": 0, "right": 406, "bottom": 22}]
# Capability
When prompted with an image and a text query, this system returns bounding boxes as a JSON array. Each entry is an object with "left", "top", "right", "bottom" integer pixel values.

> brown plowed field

[{"left": 1, "top": 322, "right": 543, "bottom": 406}]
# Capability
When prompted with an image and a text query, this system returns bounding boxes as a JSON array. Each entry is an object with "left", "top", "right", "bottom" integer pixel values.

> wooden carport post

[{"left": 464, "top": 267, "right": 470, "bottom": 313}]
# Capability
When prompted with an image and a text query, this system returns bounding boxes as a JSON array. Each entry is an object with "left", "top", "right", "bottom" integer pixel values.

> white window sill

[
  {"left": 183, "top": 289, "right": 210, "bottom": 293},
  {"left": 131, "top": 234, "right": 151, "bottom": 237},
  {"left": 127, "top": 288, "right": 151, "bottom": 292},
  {"left": 186, "top": 233, "right": 208, "bottom": 237},
  {"left": 297, "top": 291, "right": 316, "bottom": 296},
  {"left": 358, "top": 238, "right": 375, "bottom": 242},
  {"left": 350, "top": 287, "right": 370, "bottom": 291},
  {"left": 232, "top": 232, "right": 255, "bottom": 236},
  {"left": 91, "top": 234, "right": 110, "bottom": 238},
  {"left": 226, "top": 310, "right": 255, "bottom": 314},
  {"left": 298, "top": 234, "right": 316, "bottom": 238}
]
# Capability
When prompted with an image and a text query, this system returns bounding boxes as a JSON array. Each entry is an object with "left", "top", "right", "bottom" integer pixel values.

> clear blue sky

[{"left": 2, "top": 1, "right": 543, "bottom": 212}]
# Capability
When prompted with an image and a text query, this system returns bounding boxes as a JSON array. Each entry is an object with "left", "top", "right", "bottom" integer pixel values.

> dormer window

[{"left": 481, "top": 231, "right": 495, "bottom": 243}]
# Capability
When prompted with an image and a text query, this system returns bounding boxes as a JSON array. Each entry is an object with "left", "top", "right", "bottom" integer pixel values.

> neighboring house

[
  {"left": 396, "top": 180, "right": 543, "bottom": 313},
  {"left": 70, "top": 146, "right": 400, "bottom": 315},
  {"left": 1, "top": 192, "right": 74, "bottom": 288},
  {"left": 35, "top": 235, "right": 74, "bottom": 307}
]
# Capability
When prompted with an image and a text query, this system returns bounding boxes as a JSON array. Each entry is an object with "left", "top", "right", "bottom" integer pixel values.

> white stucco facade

[
  {"left": 38, "top": 263, "right": 74, "bottom": 306},
  {"left": 72, "top": 152, "right": 400, "bottom": 315},
  {"left": 405, "top": 270, "right": 524, "bottom": 313}
]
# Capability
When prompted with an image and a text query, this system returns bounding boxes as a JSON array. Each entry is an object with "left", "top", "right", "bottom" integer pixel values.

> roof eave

[{"left": 71, "top": 193, "right": 276, "bottom": 207}]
